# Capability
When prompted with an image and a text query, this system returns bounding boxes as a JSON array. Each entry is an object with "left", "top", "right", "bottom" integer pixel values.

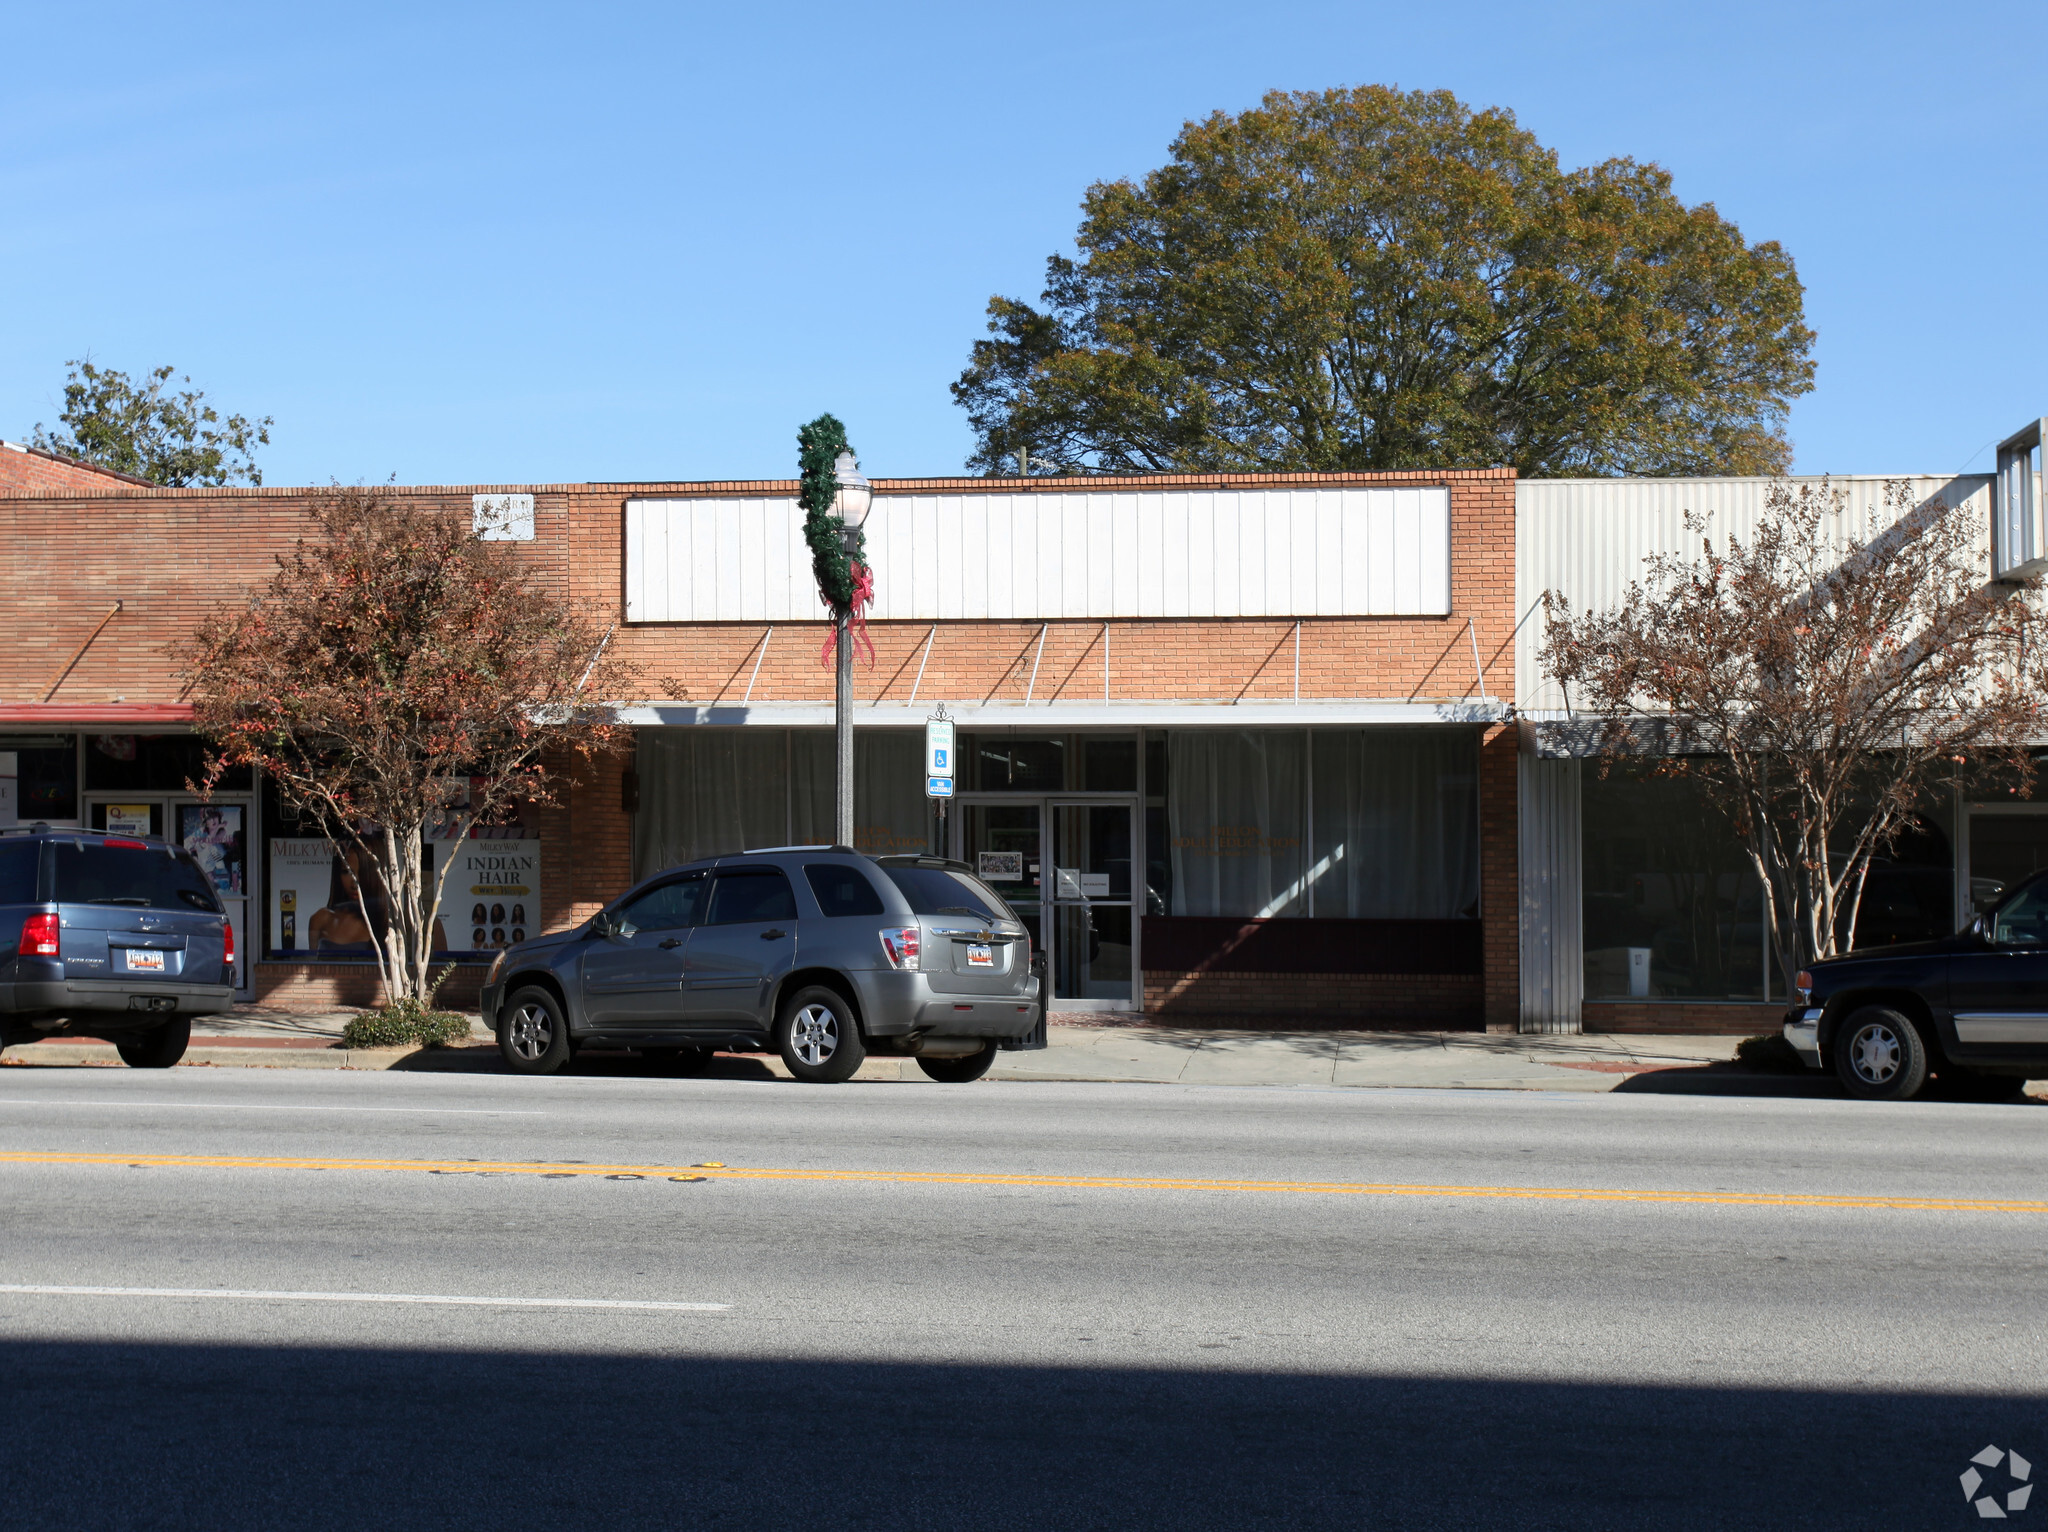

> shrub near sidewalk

[{"left": 341, "top": 1001, "right": 473, "bottom": 1050}]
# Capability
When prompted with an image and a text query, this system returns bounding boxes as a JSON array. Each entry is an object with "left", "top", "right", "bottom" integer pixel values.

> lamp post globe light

[{"left": 829, "top": 448, "right": 872, "bottom": 848}]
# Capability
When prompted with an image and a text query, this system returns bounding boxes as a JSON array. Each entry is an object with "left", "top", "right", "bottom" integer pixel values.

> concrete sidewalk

[{"left": 0, "top": 1007, "right": 1810, "bottom": 1091}]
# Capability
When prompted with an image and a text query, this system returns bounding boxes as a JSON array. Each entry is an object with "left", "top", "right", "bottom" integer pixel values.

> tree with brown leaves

[
  {"left": 1541, "top": 479, "right": 2045, "bottom": 992},
  {"left": 176, "top": 487, "right": 635, "bottom": 1008}
]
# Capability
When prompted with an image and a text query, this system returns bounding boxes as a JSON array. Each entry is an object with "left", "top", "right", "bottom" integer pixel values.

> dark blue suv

[{"left": 0, "top": 825, "right": 236, "bottom": 1067}]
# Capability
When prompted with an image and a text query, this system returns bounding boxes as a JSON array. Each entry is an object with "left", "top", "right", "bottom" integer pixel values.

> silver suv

[{"left": 480, "top": 850, "right": 1045, "bottom": 1083}]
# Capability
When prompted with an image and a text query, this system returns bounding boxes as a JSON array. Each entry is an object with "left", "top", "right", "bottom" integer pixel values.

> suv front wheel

[
  {"left": 500, "top": 987, "right": 572, "bottom": 1076},
  {"left": 775, "top": 986, "right": 866, "bottom": 1084},
  {"left": 1833, "top": 1006, "right": 1930, "bottom": 1101}
]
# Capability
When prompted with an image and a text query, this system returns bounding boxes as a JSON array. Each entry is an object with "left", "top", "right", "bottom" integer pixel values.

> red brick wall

[
  {"left": 1144, "top": 970, "right": 1483, "bottom": 1029},
  {"left": 0, "top": 442, "right": 151, "bottom": 495},
  {"left": 1582, "top": 1001, "right": 1782, "bottom": 1035}
]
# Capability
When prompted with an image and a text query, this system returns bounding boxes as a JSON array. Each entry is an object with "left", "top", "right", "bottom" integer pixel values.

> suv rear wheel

[
  {"left": 915, "top": 1043, "right": 998, "bottom": 1083},
  {"left": 500, "top": 987, "right": 572, "bottom": 1076},
  {"left": 775, "top": 986, "right": 866, "bottom": 1084},
  {"left": 1833, "top": 1006, "right": 1929, "bottom": 1101},
  {"left": 116, "top": 1017, "right": 190, "bottom": 1069}
]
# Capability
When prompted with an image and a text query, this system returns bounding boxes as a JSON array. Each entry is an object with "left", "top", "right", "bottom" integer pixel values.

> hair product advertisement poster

[{"left": 266, "top": 835, "right": 540, "bottom": 958}]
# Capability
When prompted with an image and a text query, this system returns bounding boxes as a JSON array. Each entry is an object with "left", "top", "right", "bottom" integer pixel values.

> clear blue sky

[{"left": 2, "top": 0, "right": 2039, "bottom": 486}]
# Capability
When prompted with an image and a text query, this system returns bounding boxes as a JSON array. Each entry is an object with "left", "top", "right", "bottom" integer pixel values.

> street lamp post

[{"left": 829, "top": 449, "right": 872, "bottom": 848}]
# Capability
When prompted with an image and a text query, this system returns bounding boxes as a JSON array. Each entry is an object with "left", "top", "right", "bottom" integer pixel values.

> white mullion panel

[
  {"left": 1186, "top": 492, "right": 1214, "bottom": 617},
  {"left": 1135, "top": 492, "right": 1165, "bottom": 616},
  {"left": 1038, "top": 496, "right": 1066, "bottom": 620},
  {"left": 714, "top": 500, "right": 743, "bottom": 619},
  {"left": 946, "top": 493, "right": 970, "bottom": 618},
  {"left": 1265, "top": 489, "right": 1294, "bottom": 615},
  {"left": 935, "top": 495, "right": 955, "bottom": 619},
  {"left": 1338, "top": 493, "right": 1369, "bottom": 618},
  {"left": 988, "top": 496, "right": 1015, "bottom": 619},
  {"left": 668, "top": 506, "right": 692, "bottom": 621},
  {"left": 1233, "top": 492, "right": 1262, "bottom": 616},
  {"left": 1314, "top": 491, "right": 1343, "bottom": 616},
  {"left": 876, "top": 500, "right": 910, "bottom": 620},
  {"left": 737, "top": 499, "right": 766, "bottom": 621},
  {"left": 1420, "top": 488, "right": 1450, "bottom": 613},
  {"left": 1366, "top": 490, "right": 1398, "bottom": 613},
  {"left": 766, "top": 499, "right": 796, "bottom": 621},
  {"left": 1091, "top": 495, "right": 1119, "bottom": 617},
  {"left": 913, "top": 496, "right": 942, "bottom": 621},
  {"left": 625, "top": 502, "right": 648, "bottom": 621},
  {"left": 961, "top": 496, "right": 989, "bottom": 619},
  {"left": 1011, "top": 495, "right": 1036, "bottom": 620},
  {"left": 1392, "top": 488, "right": 1422, "bottom": 614},
  {"left": 681, "top": 505, "right": 708, "bottom": 620}
]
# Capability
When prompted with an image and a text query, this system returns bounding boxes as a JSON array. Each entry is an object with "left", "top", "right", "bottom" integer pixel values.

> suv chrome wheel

[
  {"left": 789, "top": 1003, "right": 839, "bottom": 1066},
  {"left": 499, "top": 986, "right": 572, "bottom": 1075},
  {"left": 1846, "top": 1021, "right": 1900, "bottom": 1086},
  {"left": 774, "top": 985, "right": 867, "bottom": 1084},
  {"left": 507, "top": 999, "right": 554, "bottom": 1062},
  {"left": 1832, "top": 1005, "right": 1929, "bottom": 1101}
]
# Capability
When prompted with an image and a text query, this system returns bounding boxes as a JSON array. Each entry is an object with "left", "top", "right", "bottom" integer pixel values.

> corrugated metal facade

[
  {"left": 1517, "top": 754, "right": 1583, "bottom": 1034},
  {"left": 625, "top": 486, "right": 1451, "bottom": 623},
  {"left": 1513, "top": 474, "right": 1996, "bottom": 714}
]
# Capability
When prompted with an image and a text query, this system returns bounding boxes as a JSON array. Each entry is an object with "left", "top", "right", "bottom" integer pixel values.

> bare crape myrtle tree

[
  {"left": 1542, "top": 478, "right": 2048, "bottom": 995},
  {"left": 176, "top": 488, "right": 636, "bottom": 1013}
]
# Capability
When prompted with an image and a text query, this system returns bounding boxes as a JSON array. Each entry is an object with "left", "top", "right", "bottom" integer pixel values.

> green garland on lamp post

[
  {"left": 798, "top": 414, "right": 863, "bottom": 605},
  {"left": 798, "top": 412, "right": 872, "bottom": 848}
]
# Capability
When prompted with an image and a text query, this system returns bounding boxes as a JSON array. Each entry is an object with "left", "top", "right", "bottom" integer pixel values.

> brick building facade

[{"left": 0, "top": 467, "right": 1521, "bottom": 1029}]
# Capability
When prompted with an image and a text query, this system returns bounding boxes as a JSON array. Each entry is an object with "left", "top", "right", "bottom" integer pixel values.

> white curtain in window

[
  {"left": 1167, "top": 731, "right": 1309, "bottom": 917},
  {"left": 634, "top": 730, "right": 791, "bottom": 874},
  {"left": 1311, "top": 729, "right": 1479, "bottom": 918},
  {"left": 788, "top": 731, "right": 931, "bottom": 855}
]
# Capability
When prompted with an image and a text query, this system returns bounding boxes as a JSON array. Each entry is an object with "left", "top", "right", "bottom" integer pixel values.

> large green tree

[
  {"left": 33, "top": 359, "right": 271, "bottom": 485},
  {"left": 954, "top": 86, "right": 1816, "bottom": 478}
]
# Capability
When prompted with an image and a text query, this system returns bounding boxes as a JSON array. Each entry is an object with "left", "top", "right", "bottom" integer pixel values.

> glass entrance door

[
  {"left": 961, "top": 803, "right": 1043, "bottom": 955},
  {"left": 957, "top": 797, "right": 1140, "bottom": 1011},
  {"left": 1049, "top": 801, "right": 1136, "bottom": 1009}
]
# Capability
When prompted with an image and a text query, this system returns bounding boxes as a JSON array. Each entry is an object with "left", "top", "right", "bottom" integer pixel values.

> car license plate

[
  {"left": 127, "top": 949, "right": 166, "bottom": 972},
  {"left": 966, "top": 943, "right": 994, "bottom": 969}
]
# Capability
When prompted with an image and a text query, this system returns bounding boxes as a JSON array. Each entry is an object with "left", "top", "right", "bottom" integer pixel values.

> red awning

[{"left": 0, "top": 703, "right": 195, "bottom": 726}]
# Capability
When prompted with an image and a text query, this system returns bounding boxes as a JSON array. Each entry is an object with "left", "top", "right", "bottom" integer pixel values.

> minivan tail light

[
  {"left": 102, "top": 838, "right": 147, "bottom": 849},
  {"left": 19, "top": 912, "right": 59, "bottom": 957},
  {"left": 222, "top": 919, "right": 235, "bottom": 965},
  {"left": 878, "top": 926, "right": 921, "bottom": 971}
]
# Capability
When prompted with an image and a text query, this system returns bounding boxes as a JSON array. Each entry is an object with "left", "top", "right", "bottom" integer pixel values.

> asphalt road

[{"left": 2, "top": 1065, "right": 2044, "bottom": 1530}]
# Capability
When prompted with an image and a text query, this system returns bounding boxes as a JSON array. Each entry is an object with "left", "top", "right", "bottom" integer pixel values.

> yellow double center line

[{"left": 1, "top": 1151, "right": 2041, "bottom": 1214}]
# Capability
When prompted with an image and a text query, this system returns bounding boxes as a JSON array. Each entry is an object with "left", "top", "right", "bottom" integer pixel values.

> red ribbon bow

[{"left": 820, "top": 560, "right": 877, "bottom": 668}]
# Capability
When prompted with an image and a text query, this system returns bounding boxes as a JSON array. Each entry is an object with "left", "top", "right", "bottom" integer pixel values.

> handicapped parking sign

[{"left": 926, "top": 775, "right": 955, "bottom": 799}]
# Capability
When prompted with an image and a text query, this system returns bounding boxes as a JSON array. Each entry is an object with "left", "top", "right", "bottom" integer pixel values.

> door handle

[
  {"left": 658, "top": 938, "right": 683, "bottom": 949},
  {"left": 761, "top": 928, "right": 787, "bottom": 940}
]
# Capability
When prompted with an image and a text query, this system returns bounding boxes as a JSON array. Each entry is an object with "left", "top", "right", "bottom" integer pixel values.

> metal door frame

[{"left": 951, "top": 792, "right": 1141, "bottom": 1013}]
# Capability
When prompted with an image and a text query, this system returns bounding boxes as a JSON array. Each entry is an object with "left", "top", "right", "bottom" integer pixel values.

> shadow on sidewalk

[{"left": 3, "top": 1338, "right": 2037, "bottom": 1530}]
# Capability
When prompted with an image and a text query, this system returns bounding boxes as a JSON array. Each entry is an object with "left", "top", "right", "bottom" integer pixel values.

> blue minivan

[{"left": 0, "top": 825, "right": 235, "bottom": 1067}]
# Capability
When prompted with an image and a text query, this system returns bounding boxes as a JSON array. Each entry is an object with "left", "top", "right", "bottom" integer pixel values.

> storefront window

[
  {"left": 1166, "top": 730, "right": 1309, "bottom": 917},
  {"left": 1581, "top": 764, "right": 1770, "bottom": 1001},
  {"left": 1310, "top": 729, "right": 1478, "bottom": 918},
  {"left": 790, "top": 731, "right": 932, "bottom": 856},
  {"left": 84, "top": 733, "right": 249, "bottom": 792},
  {"left": 634, "top": 729, "right": 933, "bottom": 874},
  {"left": 5, "top": 736, "right": 79, "bottom": 822}
]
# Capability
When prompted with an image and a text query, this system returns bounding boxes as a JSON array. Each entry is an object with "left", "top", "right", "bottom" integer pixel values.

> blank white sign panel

[{"left": 625, "top": 486, "right": 1450, "bottom": 623}]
